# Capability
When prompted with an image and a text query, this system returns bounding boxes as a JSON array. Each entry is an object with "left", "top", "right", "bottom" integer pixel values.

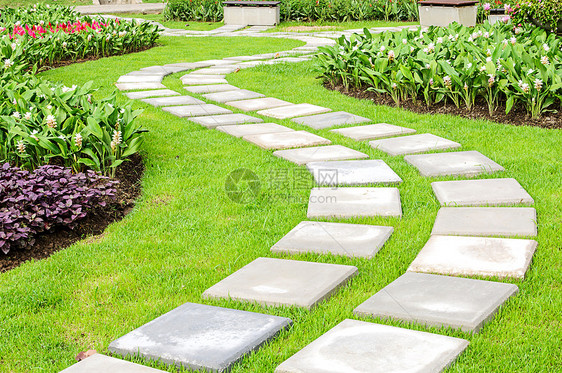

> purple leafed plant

[{"left": 0, "top": 163, "right": 117, "bottom": 254}]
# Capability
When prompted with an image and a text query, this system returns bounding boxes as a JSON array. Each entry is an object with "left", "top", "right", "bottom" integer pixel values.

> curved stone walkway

[{"left": 62, "top": 21, "right": 538, "bottom": 373}]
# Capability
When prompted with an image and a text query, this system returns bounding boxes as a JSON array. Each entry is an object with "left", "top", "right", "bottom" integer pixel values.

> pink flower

[{"left": 483, "top": 3, "right": 491, "bottom": 10}]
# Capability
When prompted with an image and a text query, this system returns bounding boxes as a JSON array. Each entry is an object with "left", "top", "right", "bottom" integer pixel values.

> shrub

[{"left": 512, "top": 0, "right": 562, "bottom": 33}]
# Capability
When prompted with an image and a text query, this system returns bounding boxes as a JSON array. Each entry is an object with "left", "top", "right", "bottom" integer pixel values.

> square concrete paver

[
  {"left": 217, "top": 123, "right": 294, "bottom": 137},
  {"left": 275, "top": 319, "right": 469, "bottom": 373},
  {"left": 59, "top": 354, "right": 167, "bottom": 373},
  {"left": 202, "top": 257, "right": 357, "bottom": 309},
  {"left": 271, "top": 221, "right": 393, "bottom": 258},
  {"left": 182, "top": 76, "right": 228, "bottom": 85},
  {"left": 108, "top": 302, "right": 292, "bottom": 373},
  {"left": 408, "top": 235, "right": 537, "bottom": 279},
  {"left": 274, "top": 145, "right": 368, "bottom": 165},
  {"left": 141, "top": 95, "right": 204, "bottom": 107},
  {"left": 432, "top": 207, "right": 537, "bottom": 237},
  {"left": 184, "top": 84, "right": 240, "bottom": 94},
  {"left": 307, "top": 160, "right": 402, "bottom": 186},
  {"left": 197, "top": 66, "right": 240, "bottom": 74},
  {"left": 431, "top": 178, "right": 534, "bottom": 206},
  {"left": 354, "top": 272, "right": 518, "bottom": 333},
  {"left": 162, "top": 104, "right": 232, "bottom": 118},
  {"left": 307, "top": 187, "right": 402, "bottom": 218},
  {"left": 226, "top": 97, "right": 292, "bottom": 112},
  {"left": 116, "top": 82, "right": 166, "bottom": 91},
  {"left": 405, "top": 151, "right": 505, "bottom": 177},
  {"left": 125, "top": 89, "right": 180, "bottom": 100},
  {"left": 117, "top": 75, "right": 163, "bottom": 83},
  {"left": 190, "top": 114, "right": 263, "bottom": 128},
  {"left": 243, "top": 131, "right": 331, "bottom": 150},
  {"left": 292, "top": 111, "right": 371, "bottom": 129},
  {"left": 331, "top": 123, "right": 416, "bottom": 141},
  {"left": 257, "top": 104, "right": 331, "bottom": 119},
  {"left": 370, "top": 133, "right": 461, "bottom": 156},
  {"left": 203, "top": 89, "right": 264, "bottom": 103}
]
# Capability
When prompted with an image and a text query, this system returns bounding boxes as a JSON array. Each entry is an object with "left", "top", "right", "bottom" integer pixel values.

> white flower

[
  {"left": 486, "top": 57, "right": 492, "bottom": 63},
  {"left": 514, "top": 27, "right": 522, "bottom": 34},
  {"left": 437, "top": 37, "right": 443, "bottom": 44},
  {"left": 391, "top": 83, "right": 397, "bottom": 89},
  {"left": 388, "top": 50, "right": 395, "bottom": 61},
  {"left": 541, "top": 56, "right": 550, "bottom": 65},
  {"left": 427, "top": 43, "right": 435, "bottom": 53},
  {"left": 518, "top": 80, "right": 530, "bottom": 93},
  {"left": 483, "top": 32, "right": 490, "bottom": 39},
  {"left": 468, "top": 36, "right": 473, "bottom": 42},
  {"left": 410, "top": 46, "right": 414, "bottom": 52},
  {"left": 510, "top": 37, "right": 517, "bottom": 45},
  {"left": 15, "top": 21, "right": 20, "bottom": 26},
  {"left": 11, "top": 43, "right": 16, "bottom": 51},
  {"left": 40, "top": 20, "right": 44, "bottom": 25},
  {"left": 118, "top": 31, "right": 127, "bottom": 38},
  {"left": 30, "top": 130, "right": 39, "bottom": 141},
  {"left": 24, "top": 112, "right": 31, "bottom": 120},
  {"left": 58, "top": 135, "right": 66, "bottom": 140},
  {"left": 17, "top": 140, "right": 25, "bottom": 154},
  {"left": 12, "top": 99, "right": 16, "bottom": 105},
  {"left": 443, "top": 75, "right": 452, "bottom": 89},
  {"left": 74, "top": 133, "right": 83, "bottom": 148},
  {"left": 46, "top": 115, "right": 57, "bottom": 128},
  {"left": 488, "top": 74, "right": 495, "bottom": 87},
  {"left": 12, "top": 111, "right": 20, "bottom": 119},
  {"left": 423, "top": 48, "right": 428, "bottom": 53},
  {"left": 502, "top": 39, "right": 509, "bottom": 46},
  {"left": 402, "top": 39, "right": 407, "bottom": 44},
  {"left": 543, "top": 44, "right": 550, "bottom": 52},
  {"left": 87, "top": 34, "right": 92, "bottom": 41},
  {"left": 380, "top": 45, "right": 386, "bottom": 52},
  {"left": 429, "top": 78, "right": 434, "bottom": 86},
  {"left": 425, "top": 63, "right": 430, "bottom": 69},
  {"left": 534, "top": 79, "right": 543, "bottom": 91},
  {"left": 467, "top": 62, "right": 473, "bottom": 69},
  {"left": 528, "top": 68, "right": 534, "bottom": 75},
  {"left": 486, "top": 48, "right": 492, "bottom": 56},
  {"left": 62, "top": 42, "right": 67, "bottom": 48},
  {"left": 464, "top": 83, "right": 468, "bottom": 91},
  {"left": 480, "top": 65, "right": 487, "bottom": 72},
  {"left": 111, "top": 130, "right": 122, "bottom": 151},
  {"left": 4, "top": 59, "right": 13, "bottom": 69}
]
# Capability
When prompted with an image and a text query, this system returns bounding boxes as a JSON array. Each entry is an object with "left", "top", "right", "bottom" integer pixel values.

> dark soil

[
  {"left": 0, "top": 154, "right": 144, "bottom": 273},
  {"left": 326, "top": 82, "right": 562, "bottom": 130}
]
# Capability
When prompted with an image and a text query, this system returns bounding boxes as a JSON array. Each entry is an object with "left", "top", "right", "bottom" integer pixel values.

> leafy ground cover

[
  {"left": 112, "top": 12, "right": 223, "bottom": 31},
  {"left": 267, "top": 19, "right": 418, "bottom": 33},
  {"left": 0, "top": 32, "right": 560, "bottom": 372}
]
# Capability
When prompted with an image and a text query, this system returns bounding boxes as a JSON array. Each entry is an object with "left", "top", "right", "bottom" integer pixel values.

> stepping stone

[
  {"left": 59, "top": 354, "right": 166, "bottom": 373},
  {"left": 201, "top": 59, "right": 239, "bottom": 66},
  {"left": 331, "top": 123, "right": 416, "bottom": 141},
  {"left": 273, "top": 145, "right": 368, "bottom": 165},
  {"left": 432, "top": 207, "right": 537, "bottom": 237},
  {"left": 243, "top": 131, "right": 331, "bottom": 150},
  {"left": 217, "top": 123, "right": 294, "bottom": 137},
  {"left": 124, "top": 89, "right": 180, "bottom": 100},
  {"left": 203, "top": 89, "right": 264, "bottom": 103},
  {"left": 163, "top": 61, "right": 213, "bottom": 70},
  {"left": 275, "top": 319, "right": 469, "bottom": 373},
  {"left": 125, "top": 71, "right": 167, "bottom": 77},
  {"left": 271, "top": 221, "right": 393, "bottom": 259},
  {"left": 196, "top": 66, "right": 240, "bottom": 74},
  {"left": 257, "top": 104, "right": 331, "bottom": 120},
  {"left": 224, "top": 55, "right": 269, "bottom": 61},
  {"left": 226, "top": 97, "right": 292, "bottom": 112},
  {"left": 292, "top": 111, "right": 371, "bottom": 129},
  {"left": 185, "top": 73, "right": 227, "bottom": 79},
  {"left": 202, "top": 257, "right": 357, "bottom": 309},
  {"left": 184, "top": 84, "right": 240, "bottom": 94},
  {"left": 115, "top": 82, "right": 166, "bottom": 91},
  {"left": 307, "top": 160, "right": 402, "bottom": 186},
  {"left": 108, "top": 302, "right": 291, "bottom": 373},
  {"left": 307, "top": 187, "right": 402, "bottom": 218},
  {"left": 117, "top": 75, "right": 163, "bottom": 83},
  {"left": 405, "top": 151, "right": 504, "bottom": 177},
  {"left": 408, "top": 235, "right": 537, "bottom": 279},
  {"left": 162, "top": 104, "right": 232, "bottom": 118},
  {"left": 370, "top": 133, "right": 461, "bottom": 156},
  {"left": 141, "top": 95, "right": 204, "bottom": 107},
  {"left": 354, "top": 272, "right": 518, "bottom": 333},
  {"left": 182, "top": 76, "right": 228, "bottom": 85},
  {"left": 190, "top": 114, "right": 263, "bottom": 128},
  {"left": 432, "top": 178, "right": 534, "bottom": 206}
]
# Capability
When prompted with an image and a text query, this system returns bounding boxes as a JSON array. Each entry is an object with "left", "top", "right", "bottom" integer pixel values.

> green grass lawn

[
  {"left": 0, "top": 33, "right": 561, "bottom": 372},
  {"left": 111, "top": 13, "right": 223, "bottom": 31}
]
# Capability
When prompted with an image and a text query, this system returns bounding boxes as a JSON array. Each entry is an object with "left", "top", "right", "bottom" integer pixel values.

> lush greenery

[
  {"left": 267, "top": 19, "right": 418, "bottom": 33},
  {"left": 512, "top": 0, "right": 562, "bottom": 33},
  {"left": 315, "top": 22, "right": 562, "bottom": 118}
]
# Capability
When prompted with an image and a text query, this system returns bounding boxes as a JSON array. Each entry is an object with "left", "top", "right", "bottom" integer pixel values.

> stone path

[{"left": 61, "top": 18, "right": 539, "bottom": 373}]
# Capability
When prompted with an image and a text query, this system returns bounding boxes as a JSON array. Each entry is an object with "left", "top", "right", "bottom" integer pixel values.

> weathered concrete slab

[
  {"left": 125, "top": 89, "right": 180, "bottom": 100},
  {"left": 108, "top": 303, "right": 291, "bottom": 373},
  {"left": 196, "top": 66, "right": 240, "bottom": 75},
  {"left": 275, "top": 319, "right": 469, "bottom": 373},
  {"left": 184, "top": 84, "right": 240, "bottom": 94},
  {"left": 190, "top": 114, "right": 263, "bottom": 128},
  {"left": 162, "top": 104, "right": 232, "bottom": 118},
  {"left": 243, "top": 131, "right": 331, "bottom": 150},
  {"left": 292, "top": 111, "right": 371, "bottom": 129},
  {"left": 163, "top": 61, "right": 213, "bottom": 70},
  {"left": 117, "top": 75, "right": 163, "bottom": 84},
  {"left": 59, "top": 354, "right": 166, "bottom": 373},
  {"left": 226, "top": 97, "right": 292, "bottom": 112},
  {"left": 408, "top": 235, "right": 537, "bottom": 279},
  {"left": 331, "top": 123, "right": 416, "bottom": 141},
  {"left": 370, "top": 133, "right": 461, "bottom": 156},
  {"left": 307, "top": 187, "right": 402, "bottom": 218},
  {"left": 185, "top": 73, "right": 227, "bottom": 79},
  {"left": 217, "top": 123, "right": 294, "bottom": 137},
  {"left": 431, "top": 178, "right": 534, "bottom": 206},
  {"left": 307, "top": 160, "right": 402, "bottom": 186},
  {"left": 181, "top": 76, "right": 229, "bottom": 85},
  {"left": 405, "top": 151, "right": 504, "bottom": 177},
  {"left": 257, "top": 104, "right": 331, "bottom": 120},
  {"left": 203, "top": 89, "right": 264, "bottom": 103},
  {"left": 271, "top": 221, "right": 393, "bottom": 258},
  {"left": 116, "top": 82, "right": 166, "bottom": 91},
  {"left": 273, "top": 145, "right": 368, "bottom": 165},
  {"left": 432, "top": 207, "right": 537, "bottom": 237},
  {"left": 200, "top": 59, "right": 238, "bottom": 66},
  {"left": 141, "top": 95, "right": 204, "bottom": 107},
  {"left": 202, "top": 257, "right": 357, "bottom": 309},
  {"left": 354, "top": 272, "right": 518, "bottom": 333}
]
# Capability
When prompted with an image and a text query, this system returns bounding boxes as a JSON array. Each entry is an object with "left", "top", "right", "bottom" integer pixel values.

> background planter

[{"left": 418, "top": 0, "right": 478, "bottom": 27}]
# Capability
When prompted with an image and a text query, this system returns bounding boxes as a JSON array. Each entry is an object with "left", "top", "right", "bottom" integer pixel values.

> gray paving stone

[
  {"left": 196, "top": 66, "right": 240, "bottom": 75},
  {"left": 271, "top": 221, "right": 393, "bottom": 258},
  {"left": 163, "top": 62, "right": 213, "bottom": 70},
  {"left": 201, "top": 59, "right": 238, "bottom": 66},
  {"left": 307, "top": 187, "right": 402, "bottom": 218},
  {"left": 275, "top": 319, "right": 469, "bottom": 373},
  {"left": 108, "top": 302, "right": 291, "bottom": 373},
  {"left": 185, "top": 73, "right": 227, "bottom": 79},
  {"left": 291, "top": 111, "right": 371, "bottom": 129},
  {"left": 117, "top": 75, "right": 163, "bottom": 83},
  {"left": 181, "top": 76, "right": 229, "bottom": 85},
  {"left": 162, "top": 104, "right": 232, "bottom": 118},
  {"left": 408, "top": 235, "right": 537, "bottom": 279},
  {"left": 226, "top": 97, "right": 292, "bottom": 112},
  {"left": 370, "top": 133, "right": 461, "bottom": 156},
  {"left": 202, "top": 257, "right": 357, "bottom": 309},
  {"left": 331, "top": 123, "right": 416, "bottom": 141},
  {"left": 243, "top": 131, "right": 331, "bottom": 150},
  {"left": 307, "top": 160, "right": 402, "bottom": 186},
  {"left": 203, "top": 89, "right": 264, "bottom": 103},
  {"left": 224, "top": 55, "right": 270, "bottom": 61},
  {"left": 354, "top": 272, "right": 518, "bottom": 333},
  {"left": 432, "top": 178, "right": 534, "bottom": 206},
  {"left": 432, "top": 207, "right": 537, "bottom": 237},
  {"left": 217, "top": 123, "right": 294, "bottom": 137},
  {"left": 273, "top": 145, "right": 368, "bottom": 165},
  {"left": 59, "top": 354, "right": 166, "bottom": 373},
  {"left": 125, "top": 71, "right": 167, "bottom": 77},
  {"left": 124, "top": 89, "right": 180, "bottom": 100},
  {"left": 115, "top": 82, "right": 166, "bottom": 91},
  {"left": 405, "top": 151, "right": 505, "bottom": 177},
  {"left": 184, "top": 84, "right": 240, "bottom": 94},
  {"left": 190, "top": 114, "right": 263, "bottom": 128},
  {"left": 257, "top": 104, "right": 331, "bottom": 120},
  {"left": 141, "top": 95, "right": 204, "bottom": 107}
]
